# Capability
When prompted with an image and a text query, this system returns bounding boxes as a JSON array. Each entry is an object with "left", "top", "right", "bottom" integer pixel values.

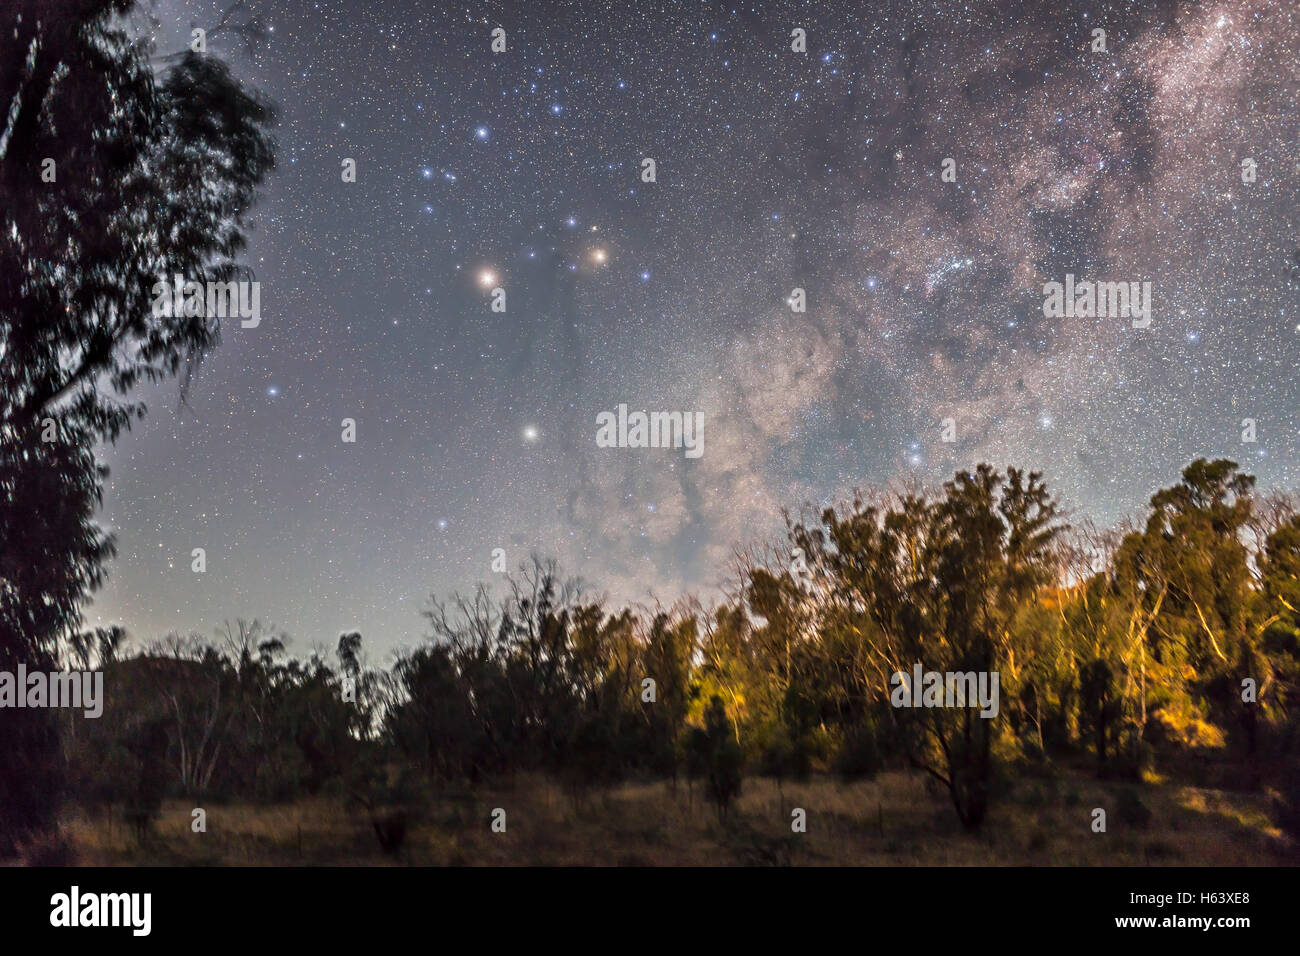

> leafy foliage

[{"left": 0, "top": 0, "right": 274, "bottom": 851}]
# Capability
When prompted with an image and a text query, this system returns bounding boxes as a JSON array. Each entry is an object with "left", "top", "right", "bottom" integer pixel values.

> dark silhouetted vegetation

[{"left": 0, "top": 0, "right": 275, "bottom": 854}]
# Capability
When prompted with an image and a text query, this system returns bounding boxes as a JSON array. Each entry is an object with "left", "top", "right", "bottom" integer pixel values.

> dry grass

[{"left": 57, "top": 770, "right": 1293, "bottom": 866}]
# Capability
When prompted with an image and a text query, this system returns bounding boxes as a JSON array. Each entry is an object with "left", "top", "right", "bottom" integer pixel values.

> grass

[{"left": 56, "top": 769, "right": 1293, "bottom": 866}]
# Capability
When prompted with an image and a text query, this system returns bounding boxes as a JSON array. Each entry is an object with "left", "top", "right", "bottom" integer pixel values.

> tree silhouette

[
  {"left": 701, "top": 695, "right": 744, "bottom": 824},
  {"left": 0, "top": 0, "right": 274, "bottom": 852}
]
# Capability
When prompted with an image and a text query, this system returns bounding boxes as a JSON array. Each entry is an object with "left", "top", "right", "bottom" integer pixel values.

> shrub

[
  {"left": 1272, "top": 758, "right": 1300, "bottom": 842},
  {"left": 122, "top": 718, "right": 170, "bottom": 845},
  {"left": 833, "top": 723, "right": 883, "bottom": 783},
  {"left": 347, "top": 765, "right": 428, "bottom": 857},
  {"left": 1115, "top": 788, "right": 1152, "bottom": 829},
  {"left": 701, "top": 697, "right": 744, "bottom": 824}
]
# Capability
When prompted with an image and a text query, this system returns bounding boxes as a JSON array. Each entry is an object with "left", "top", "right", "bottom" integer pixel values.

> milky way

[{"left": 93, "top": 0, "right": 1300, "bottom": 658}]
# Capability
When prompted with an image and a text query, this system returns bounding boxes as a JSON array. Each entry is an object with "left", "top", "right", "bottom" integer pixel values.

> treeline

[{"left": 36, "top": 459, "right": 1300, "bottom": 848}]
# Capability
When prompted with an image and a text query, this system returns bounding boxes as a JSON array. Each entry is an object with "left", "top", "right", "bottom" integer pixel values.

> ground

[{"left": 58, "top": 768, "right": 1293, "bottom": 866}]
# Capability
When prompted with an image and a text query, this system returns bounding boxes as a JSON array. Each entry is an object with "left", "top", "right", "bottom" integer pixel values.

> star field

[{"left": 93, "top": 0, "right": 1300, "bottom": 659}]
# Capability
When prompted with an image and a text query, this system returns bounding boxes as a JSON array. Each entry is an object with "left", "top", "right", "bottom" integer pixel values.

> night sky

[{"left": 92, "top": 0, "right": 1299, "bottom": 660}]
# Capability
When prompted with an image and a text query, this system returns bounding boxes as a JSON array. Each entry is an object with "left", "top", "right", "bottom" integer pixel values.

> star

[{"left": 88, "top": 0, "right": 1300, "bottom": 675}]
